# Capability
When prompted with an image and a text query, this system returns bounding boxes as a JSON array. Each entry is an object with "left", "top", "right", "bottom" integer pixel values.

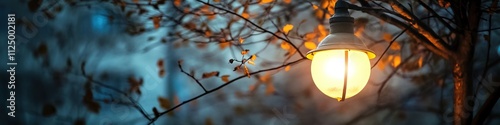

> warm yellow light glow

[{"left": 311, "top": 50, "right": 371, "bottom": 100}]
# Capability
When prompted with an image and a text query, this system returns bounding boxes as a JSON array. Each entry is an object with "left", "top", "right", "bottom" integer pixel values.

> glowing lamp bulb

[{"left": 311, "top": 50, "right": 371, "bottom": 100}]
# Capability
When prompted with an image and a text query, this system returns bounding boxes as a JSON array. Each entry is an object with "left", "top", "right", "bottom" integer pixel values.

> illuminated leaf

[
  {"left": 259, "top": 0, "right": 273, "bottom": 4},
  {"left": 239, "top": 37, "right": 245, "bottom": 44},
  {"left": 244, "top": 65, "right": 250, "bottom": 78},
  {"left": 390, "top": 42, "right": 401, "bottom": 50},
  {"left": 183, "top": 22, "right": 196, "bottom": 29},
  {"left": 248, "top": 60, "right": 255, "bottom": 65},
  {"left": 174, "top": 0, "right": 181, "bottom": 7},
  {"left": 241, "top": 49, "right": 249, "bottom": 55},
  {"left": 317, "top": 25, "right": 328, "bottom": 37},
  {"left": 383, "top": 33, "right": 392, "bottom": 42},
  {"left": 304, "top": 41, "right": 317, "bottom": 50},
  {"left": 312, "top": 4, "right": 319, "bottom": 10},
  {"left": 438, "top": 0, "right": 450, "bottom": 8},
  {"left": 250, "top": 54, "right": 257, "bottom": 61},
  {"left": 283, "top": 24, "right": 294, "bottom": 34},
  {"left": 221, "top": 75, "right": 230, "bottom": 82},
  {"left": 285, "top": 65, "right": 291, "bottom": 71},
  {"left": 393, "top": 56, "right": 401, "bottom": 67},
  {"left": 284, "top": 0, "right": 291, "bottom": 4},
  {"left": 241, "top": 12, "right": 250, "bottom": 19},
  {"left": 219, "top": 41, "right": 231, "bottom": 50},
  {"left": 418, "top": 57, "right": 423, "bottom": 67},
  {"left": 158, "top": 97, "right": 171, "bottom": 110},
  {"left": 42, "top": 104, "right": 56, "bottom": 117},
  {"left": 152, "top": 16, "right": 161, "bottom": 29},
  {"left": 265, "top": 84, "right": 275, "bottom": 95},
  {"left": 133, "top": 0, "right": 138, "bottom": 3},
  {"left": 202, "top": 71, "right": 220, "bottom": 78},
  {"left": 281, "top": 42, "right": 291, "bottom": 50}
]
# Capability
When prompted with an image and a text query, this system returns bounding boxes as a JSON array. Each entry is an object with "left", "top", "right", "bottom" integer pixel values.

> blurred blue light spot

[
  {"left": 92, "top": 14, "right": 108, "bottom": 32},
  {"left": 497, "top": 45, "right": 500, "bottom": 56}
]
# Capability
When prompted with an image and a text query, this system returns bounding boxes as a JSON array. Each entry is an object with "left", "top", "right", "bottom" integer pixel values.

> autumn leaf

[
  {"left": 390, "top": 42, "right": 401, "bottom": 50},
  {"left": 383, "top": 33, "right": 392, "bottom": 42},
  {"left": 157, "top": 59, "right": 164, "bottom": 68},
  {"left": 202, "top": 71, "right": 220, "bottom": 78},
  {"left": 284, "top": 0, "right": 291, "bottom": 4},
  {"left": 317, "top": 25, "right": 328, "bottom": 37},
  {"left": 281, "top": 42, "right": 291, "bottom": 50},
  {"left": 438, "top": 0, "right": 450, "bottom": 8},
  {"left": 159, "top": 69, "right": 166, "bottom": 77},
  {"left": 174, "top": 0, "right": 181, "bottom": 7},
  {"left": 265, "top": 84, "right": 275, "bottom": 95},
  {"left": 219, "top": 41, "right": 231, "bottom": 50},
  {"left": 34, "top": 43, "right": 48, "bottom": 57},
  {"left": 248, "top": 60, "right": 255, "bottom": 65},
  {"left": 241, "top": 49, "right": 249, "bottom": 55},
  {"left": 312, "top": 4, "right": 319, "bottom": 10},
  {"left": 158, "top": 97, "right": 171, "bottom": 110},
  {"left": 221, "top": 75, "right": 230, "bottom": 83},
  {"left": 393, "top": 56, "right": 401, "bottom": 67},
  {"left": 259, "top": 0, "right": 273, "bottom": 4},
  {"left": 42, "top": 104, "right": 56, "bottom": 117},
  {"left": 304, "top": 41, "right": 317, "bottom": 50},
  {"left": 239, "top": 37, "right": 245, "bottom": 44},
  {"left": 284, "top": 65, "right": 291, "bottom": 71},
  {"left": 418, "top": 57, "right": 424, "bottom": 67},
  {"left": 152, "top": 16, "right": 161, "bottom": 29},
  {"left": 241, "top": 12, "right": 250, "bottom": 19},
  {"left": 244, "top": 65, "right": 250, "bottom": 78},
  {"left": 250, "top": 54, "right": 257, "bottom": 61},
  {"left": 283, "top": 24, "right": 294, "bottom": 34},
  {"left": 128, "top": 76, "right": 143, "bottom": 93}
]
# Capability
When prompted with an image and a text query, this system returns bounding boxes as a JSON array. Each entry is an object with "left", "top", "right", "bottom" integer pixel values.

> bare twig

[{"left": 148, "top": 58, "right": 306, "bottom": 124}]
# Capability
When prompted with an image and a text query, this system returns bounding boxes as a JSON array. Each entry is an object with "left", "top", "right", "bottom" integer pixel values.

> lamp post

[{"left": 307, "top": 0, "right": 376, "bottom": 101}]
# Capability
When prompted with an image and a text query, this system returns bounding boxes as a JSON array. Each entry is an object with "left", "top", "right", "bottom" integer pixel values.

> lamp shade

[{"left": 307, "top": 0, "right": 375, "bottom": 101}]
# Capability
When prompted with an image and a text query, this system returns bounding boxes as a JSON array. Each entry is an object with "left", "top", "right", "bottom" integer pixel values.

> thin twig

[
  {"left": 148, "top": 58, "right": 306, "bottom": 124},
  {"left": 178, "top": 61, "right": 208, "bottom": 92}
]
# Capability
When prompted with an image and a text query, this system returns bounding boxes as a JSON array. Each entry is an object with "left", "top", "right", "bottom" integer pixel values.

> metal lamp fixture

[{"left": 307, "top": 0, "right": 376, "bottom": 101}]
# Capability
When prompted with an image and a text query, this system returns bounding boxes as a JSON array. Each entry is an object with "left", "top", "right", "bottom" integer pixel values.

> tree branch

[{"left": 148, "top": 58, "right": 307, "bottom": 124}]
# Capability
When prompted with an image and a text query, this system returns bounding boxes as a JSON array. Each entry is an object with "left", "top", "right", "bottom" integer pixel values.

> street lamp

[{"left": 307, "top": 0, "right": 376, "bottom": 101}]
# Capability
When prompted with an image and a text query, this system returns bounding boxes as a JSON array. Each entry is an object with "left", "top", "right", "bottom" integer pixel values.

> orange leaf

[
  {"left": 438, "top": 0, "right": 450, "bottom": 8},
  {"left": 174, "top": 0, "right": 181, "bottom": 7},
  {"left": 244, "top": 65, "right": 250, "bottom": 78},
  {"left": 265, "top": 84, "right": 275, "bottom": 95},
  {"left": 239, "top": 37, "right": 245, "bottom": 44},
  {"left": 202, "top": 71, "right": 220, "bottom": 78},
  {"left": 281, "top": 42, "right": 290, "bottom": 50},
  {"left": 158, "top": 97, "right": 171, "bottom": 110},
  {"left": 152, "top": 16, "right": 161, "bottom": 29},
  {"left": 219, "top": 41, "right": 231, "bottom": 50},
  {"left": 157, "top": 59, "right": 164, "bottom": 67},
  {"left": 283, "top": 0, "right": 291, "bottom": 4},
  {"left": 383, "top": 33, "right": 392, "bottom": 42},
  {"left": 283, "top": 24, "right": 294, "bottom": 34},
  {"left": 241, "top": 12, "right": 250, "bottom": 19},
  {"left": 390, "top": 42, "right": 401, "bottom": 50},
  {"left": 250, "top": 54, "right": 257, "bottom": 61},
  {"left": 248, "top": 60, "right": 255, "bottom": 65},
  {"left": 259, "top": 0, "right": 273, "bottom": 4},
  {"left": 418, "top": 57, "right": 423, "bottom": 67},
  {"left": 241, "top": 49, "right": 249, "bottom": 55},
  {"left": 221, "top": 75, "right": 230, "bottom": 82},
  {"left": 284, "top": 65, "right": 291, "bottom": 71},
  {"left": 393, "top": 56, "right": 401, "bottom": 67},
  {"left": 304, "top": 41, "right": 317, "bottom": 50}
]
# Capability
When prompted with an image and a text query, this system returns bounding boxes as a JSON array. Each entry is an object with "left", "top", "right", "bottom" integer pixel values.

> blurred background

[{"left": 0, "top": 0, "right": 499, "bottom": 125}]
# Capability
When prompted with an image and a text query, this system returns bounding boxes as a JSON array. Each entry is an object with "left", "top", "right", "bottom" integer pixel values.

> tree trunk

[
  {"left": 452, "top": 31, "right": 476, "bottom": 125},
  {"left": 452, "top": 59, "right": 473, "bottom": 125}
]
